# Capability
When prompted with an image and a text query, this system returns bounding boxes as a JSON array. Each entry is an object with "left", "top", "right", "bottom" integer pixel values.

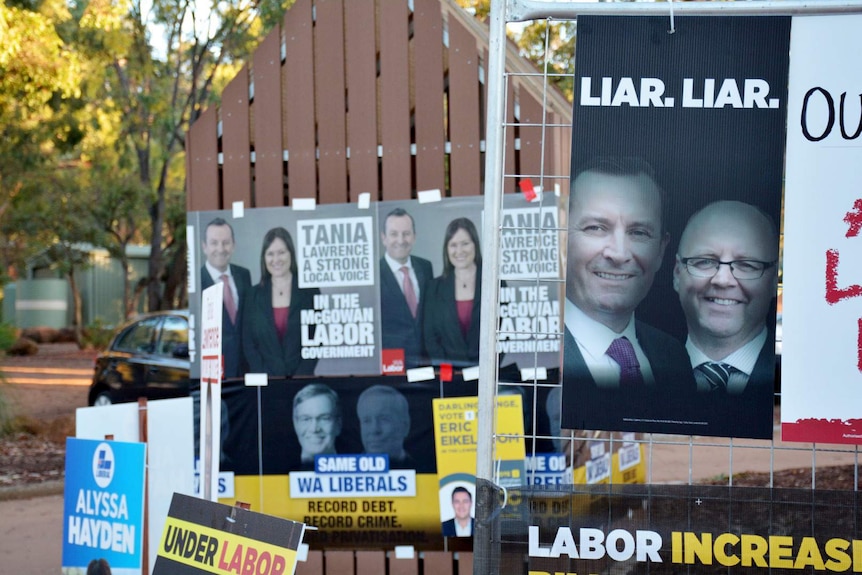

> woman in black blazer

[
  {"left": 423, "top": 217, "right": 483, "bottom": 367},
  {"left": 242, "top": 227, "right": 319, "bottom": 377}
]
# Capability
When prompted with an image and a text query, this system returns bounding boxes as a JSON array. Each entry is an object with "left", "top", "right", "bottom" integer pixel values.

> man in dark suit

[
  {"left": 441, "top": 486, "right": 474, "bottom": 537},
  {"left": 200, "top": 217, "right": 252, "bottom": 379},
  {"left": 674, "top": 201, "right": 778, "bottom": 438},
  {"left": 379, "top": 208, "right": 433, "bottom": 369},
  {"left": 562, "top": 157, "right": 695, "bottom": 433}
]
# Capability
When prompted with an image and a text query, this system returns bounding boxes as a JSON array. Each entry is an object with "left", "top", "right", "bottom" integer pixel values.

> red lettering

[
  {"left": 242, "top": 546, "right": 258, "bottom": 575},
  {"left": 272, "top": 555, "right": 286, "bottom": 575},
  {"left": 228, "top": 544, "right": 243, "bottom": 573},
  {"left": 843, "top": 199, "right": 862, "bottom": 238},
  {"left": 825, "top": 249, "right": 862, "bottom": 304},
  {"left": 256, "top": 551, "right": 271, "bottom": 575},
  {"left": 218, "top": 541, "right": 230, "bottom": 570}
]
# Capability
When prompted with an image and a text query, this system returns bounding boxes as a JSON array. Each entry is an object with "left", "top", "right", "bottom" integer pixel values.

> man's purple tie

[{"left": 606, "top": 337, "right": 644, "bottom": 388}]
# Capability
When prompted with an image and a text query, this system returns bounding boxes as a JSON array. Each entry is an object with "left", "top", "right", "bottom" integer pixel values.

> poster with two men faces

[{"left": 561, "top": 16, "right": 788, "bottom": 439}]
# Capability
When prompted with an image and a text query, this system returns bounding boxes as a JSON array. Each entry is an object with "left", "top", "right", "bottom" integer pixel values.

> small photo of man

[
  {"left": 563, "top": 157, "right": 693, "bottom": 391},
  {"left": 441, "top": 485, "right": 474, "bottom": 537},
  {"left": 674, "top": 200, "right": 778, "bottom": 394},
  {"left": 379, "top": 208, "right": 434, "bottom": 369}
]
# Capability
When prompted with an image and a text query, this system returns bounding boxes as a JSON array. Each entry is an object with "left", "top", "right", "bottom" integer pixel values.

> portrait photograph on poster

[
  {"left": 561, "top": 16, "right": 790, "bottom": 439},
  {"left": 188, "top": 204, "right": 381, "bottom": 380},
  {"left": 221, "top": 377, "right": 438, "bottom": 476}
]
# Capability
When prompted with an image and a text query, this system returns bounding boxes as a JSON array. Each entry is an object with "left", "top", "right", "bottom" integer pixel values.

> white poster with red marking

[
  {"left": 781, "top": 15, "right": 862, "bottom": 444},
  {"left": 200, "top": 283, "right": 223, "bottom": 499}
]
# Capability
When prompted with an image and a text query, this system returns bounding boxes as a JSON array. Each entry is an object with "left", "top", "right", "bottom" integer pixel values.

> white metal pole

[
  {"left": 509, "top": 0, "right": 862, "bottom": 22},
  {"left": 475, "top": 0, "right": 508, "bottom": 571},
  {"left": 477, "top": 0, "right": 508, "bottom": 488}
]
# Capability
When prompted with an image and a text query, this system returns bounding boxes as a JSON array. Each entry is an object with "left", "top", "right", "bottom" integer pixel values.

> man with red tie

[
  {"left": 200, "top": 217, "right": 252, "bottom": 379},
  {"left": 379, "top": 208, "right": 433, "bottom": 369}
]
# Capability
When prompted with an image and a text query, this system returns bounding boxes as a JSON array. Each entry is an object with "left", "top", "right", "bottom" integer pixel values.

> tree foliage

[
  {"left": 516, "top": 20, "right": 575, "bottom": 101},
  {"left": 79, "top": 0, "right": 295, "bottom": 311},
  {"left": 0, "top": 0, "right": 294, "bottom": 318},
  {"left": 3, "top": 0, "right": 581, "bottom": 322},
  {"left": 0, "top": 0, "right": 84, "bottom": 283},
  {"left": 454, "top": 0, "right": 575, "bottom": 101}
]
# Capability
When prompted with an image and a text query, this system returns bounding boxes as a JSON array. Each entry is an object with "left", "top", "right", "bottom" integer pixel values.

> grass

[
  {"left": 0, "top": 386, "right": 12, "bottom": 437},
  {"left": 5, "top": 413, "right": 75, "bottom": 443},
  {"left": 82, "top": 318, "right": 114, "bottom": 350}
]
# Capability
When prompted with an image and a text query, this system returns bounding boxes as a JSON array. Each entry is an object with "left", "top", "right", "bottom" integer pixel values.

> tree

[
  {"left": 18, "top": 0, "right": 294, "bottom": 314},
  {"left": 87, "top": 173, "right": 151, "bottom": 319},
  {"left": 454, "top": 0, "right": 575, "bottom": 101},
  {"left": 0, "top": 0, "right": 84, "bottom": 281},
  {"left": 7, "top": 172, "right": 98, "bottom": 344},
  {"left": 93, "top": 0, "right": 295, "bottom": 311},
  {"left": 515, "top": 20, "right": 576, "bottom": 101}
]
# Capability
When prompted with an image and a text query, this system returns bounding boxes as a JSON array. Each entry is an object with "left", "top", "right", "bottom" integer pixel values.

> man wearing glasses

[
  {"left": 674, "top": 200, "right": 778, "bottom": 407},
  {"left": 292, "top": 383, "right": 342, "bottom": 467}
]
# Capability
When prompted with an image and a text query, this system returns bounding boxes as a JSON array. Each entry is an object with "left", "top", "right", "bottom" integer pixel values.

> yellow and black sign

[{"left": 154, "top": 493, "right": 305, "bottom": 575}]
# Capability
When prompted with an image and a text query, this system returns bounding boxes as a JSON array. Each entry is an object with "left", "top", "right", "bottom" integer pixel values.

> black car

[{"left": 88, "top": 310, "right": 191, "bottom": 406}]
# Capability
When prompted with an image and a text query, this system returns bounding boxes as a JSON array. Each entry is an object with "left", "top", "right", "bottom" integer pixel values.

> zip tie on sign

[
  {"left": 668, "top": 0, "right": 675, "bottom": 35},
  {"left": 482, "top": 484, "right": 509, "bottom": 526}
]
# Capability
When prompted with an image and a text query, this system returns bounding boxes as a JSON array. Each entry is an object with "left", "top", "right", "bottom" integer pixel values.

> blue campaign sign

[{"left": 62, "top": 437, "right": 147, "bottom": 572}]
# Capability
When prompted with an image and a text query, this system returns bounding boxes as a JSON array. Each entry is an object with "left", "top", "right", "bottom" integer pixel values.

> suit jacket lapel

[{"left": 563, "top": 327, "right": 596, "bottom": 385}]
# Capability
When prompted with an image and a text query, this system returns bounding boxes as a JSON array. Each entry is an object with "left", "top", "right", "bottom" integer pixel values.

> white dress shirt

[
  {"left": 454, "top": 517, "right": 472, "bottom": 537},
  {"left": 686, "top": 327, "right": 767, "bottom": 395},
  {"left": 205, "top": 261, "right": 239, "bottom": 305},
  {"left": 384, "top": 252, "right": 420, "bottom": 301}
]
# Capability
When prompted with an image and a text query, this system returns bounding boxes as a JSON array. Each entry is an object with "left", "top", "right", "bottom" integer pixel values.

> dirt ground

[{"left": 0, "top": 343, "right": 859, "bottom": 574}]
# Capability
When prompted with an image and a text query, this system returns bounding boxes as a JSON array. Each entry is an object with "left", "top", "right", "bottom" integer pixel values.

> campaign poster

[
  {"left": 378, "top": 196, "right": 485, "bottom": 371},
  {"left": 188, "top": 204, "right": 380, "bottom": 380},
  {"left": 781, "top": 15, "right": 862, "bottom": 445},
  {"left": 154, "top": 493, "right": 305, "bottom": 575},
  {"left": 217, "top": 376, "right": 443, "bottom": 548},
  {"left": 497, "top": 193, "right": 564, "bottom": 372},
  {"left": 62, "top": 438, "right": 146, "bottom": 574},
  {"left": 432, "top": 394, "right": 526, "bottom": 538},
  {"left": 562, "top": 16, "right": 789, "bottom": 438},
  {"left": 377, "top": 194, "right": 561, "bottom": 375},
  {"left": 513, "top": 484, "right": 862, "bottom": 575}
]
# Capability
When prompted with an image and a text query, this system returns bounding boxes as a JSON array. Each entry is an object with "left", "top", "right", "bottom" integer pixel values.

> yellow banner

[
  {"left": 157, "top": 516, "right": 298, "bottom": 575},
  {"left": 432, "top": 395, "right": 526, "bottom": 481},
  {"left": 226, "top": 475, "right": 443, "bottom": 548}
]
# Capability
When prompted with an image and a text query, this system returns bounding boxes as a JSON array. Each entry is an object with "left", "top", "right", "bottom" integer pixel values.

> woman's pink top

[
  {"left": 456, "top": 300, "right": 473, "bottom": 339},
  {"left": 273, "top": 306, "right": 290, "bottom": 340}
]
